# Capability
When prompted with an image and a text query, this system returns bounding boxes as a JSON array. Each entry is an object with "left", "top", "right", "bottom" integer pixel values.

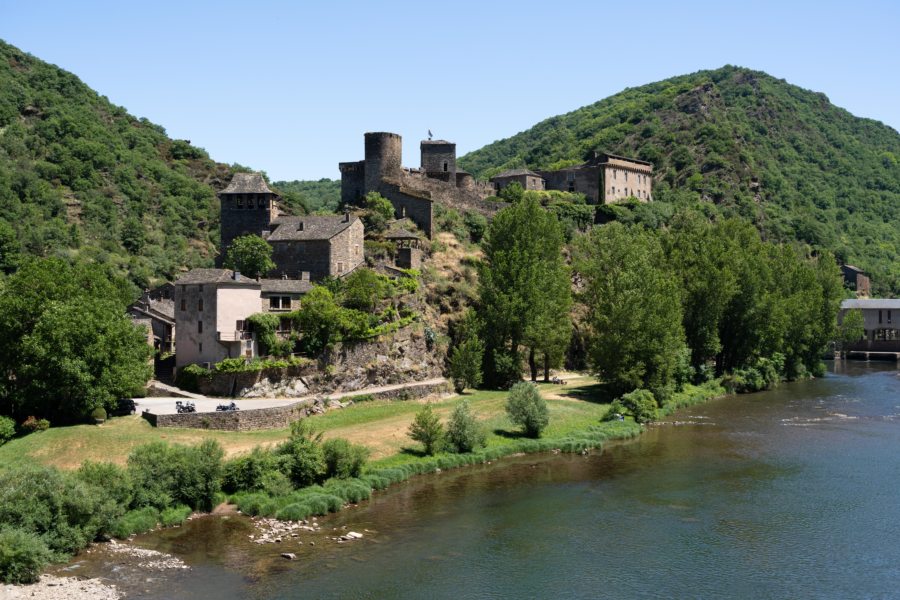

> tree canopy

[{"left": 223, "top": 234, "right": 275, "bottom": 278}]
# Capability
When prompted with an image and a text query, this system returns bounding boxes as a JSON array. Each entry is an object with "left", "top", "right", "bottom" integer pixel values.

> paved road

[{"left": 139, "top": 377, "right": 448, "bottom": 416}]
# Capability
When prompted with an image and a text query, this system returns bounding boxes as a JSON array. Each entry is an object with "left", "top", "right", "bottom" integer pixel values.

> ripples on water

[{"left": 74, "top": 363, "right": 900, "bottom": 599}]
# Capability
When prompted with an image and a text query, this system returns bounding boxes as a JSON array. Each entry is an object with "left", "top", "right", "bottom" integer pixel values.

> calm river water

[{"left": 68, "top": 362, "right": 900, "bottom": 599}]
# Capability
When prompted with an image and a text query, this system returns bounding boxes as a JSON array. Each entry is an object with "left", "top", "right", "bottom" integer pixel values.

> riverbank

[{"left": 1, "top": 575, "right": 120, "bottom": 600}]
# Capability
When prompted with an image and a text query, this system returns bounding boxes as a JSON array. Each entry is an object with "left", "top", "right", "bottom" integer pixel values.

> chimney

[
  {"left": 301, "top": 271, "right": 310, "bottom": 281},
  {"left": 343, "top": 210, "right": 350, "bottom": 223},
  {"left": 233, "top": 271, "right": 241, "bottom": 281}
]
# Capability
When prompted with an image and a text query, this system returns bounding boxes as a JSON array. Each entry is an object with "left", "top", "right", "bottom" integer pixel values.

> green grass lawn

[{"left": 0, "top": 376, "right": 612, "bottom": 470}]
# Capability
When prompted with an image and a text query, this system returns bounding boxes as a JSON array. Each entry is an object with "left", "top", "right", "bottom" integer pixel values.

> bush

[
  {"left": 322, "top": 438, "right": 369, "bottom": 479},
  {"left": 127, "top": 440, "right": 225, "bottom": 511},
  {"left": 110, "top": 507, "right": 159, "bottom": 539},
  {"left": 159, "top": 505, "right": 192, "bottom": 527},
  {"left": 276, "top": 420, "right": 326, "bottom": 487},
  {"left": 449, "top": 337, "right": 484, "bottom": 393},
  {"left": 0, "top": 527, "right": 52, "bottom": 584},
  {"left": 408, "top": 405, "right": 444, "bottom": 455},
  {"left": 20, "top": 416, "right": 49, "bottom": 433},
  {"left": 505, "top": 382, "right": 549, "bottom": 438},
  {"left": 446, "top": 400, "right": 486, "bottom": 453},
  {"left": 618, "top": 389, "right": 658, "bottom": 423},
  {"left": 90, "top": 407, "right": 107, "bottom": 423},
  {"left": 221, "top": 447, "right": 283, "bottom": 494},
  {"left": 0, "top": 416, "right": 15, "bottom": 445}
]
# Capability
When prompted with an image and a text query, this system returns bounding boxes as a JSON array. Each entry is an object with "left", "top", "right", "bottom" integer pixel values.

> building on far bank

[
  {"left": 841, "top": 265, "right": 871, "bottom": 298},
  {"left": 173, "top": 269, "right": 313, "bottom": 369},
  {"left": 839, "top": 298, "right": 900, "bottom": 356},
  {"left": 127, "top": 283, "right": 176, "bottom": 355}
]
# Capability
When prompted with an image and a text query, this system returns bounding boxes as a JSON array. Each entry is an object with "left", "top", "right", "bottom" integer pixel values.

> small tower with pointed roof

[{"left": 218, "top": 172, "right": 280, "bottom": 265}]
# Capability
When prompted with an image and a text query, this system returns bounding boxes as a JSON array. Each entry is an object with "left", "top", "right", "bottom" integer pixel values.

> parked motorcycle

[
  {"left": 175, "top": 400, "right": 196, "bottom": 413},
  {"left": 216, "top": 402, "right": 239, "bottom": 412}
]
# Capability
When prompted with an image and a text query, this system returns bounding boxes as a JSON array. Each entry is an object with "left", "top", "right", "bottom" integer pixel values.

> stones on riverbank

[
  {"left": 96, "top": 540, "right": 189, "bottom": 571},
  {"left": 1, "top": 575, "right": 121, "bottom": 600},
  {"left": 281, "top": 553, "right": 297, "bottom": 560},
  {"left": 250, "top": 517, "right": 321, "bottom": 545}
]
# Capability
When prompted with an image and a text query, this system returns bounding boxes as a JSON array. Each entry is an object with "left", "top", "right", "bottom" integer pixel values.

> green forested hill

[
  {"left": 0, "top": 40, "right": 245, "bottom": 289},
  {"left": 460, "top": 66, "right": 900, "bottom": 294}
]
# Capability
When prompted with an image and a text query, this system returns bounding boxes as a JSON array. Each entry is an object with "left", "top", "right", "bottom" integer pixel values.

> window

[
  {"left": 624, "top": 172, "right": 628, "bottom": 182},
  {"left": 236, "top": 195, "right": 244, "bottom": 209},
  {"left": 180, "top": 298, "right": 186, "bottom": 311},
  {"left": 613, "top": 170, "right": 617, "bottom": 179},
  {"left": 236, "top": 319, "right": 245, "bottom": 331},
  {"left": 199, "top": 343, "right": 202, "bottom": 353},
  {"left": 198, "top": 320, "right": 203, "bottom": 334},
  {"left": 269, "top": 296, "right": 291, "bottom": 311},
  {"left": 354, "top": 245, "right": 360, "bottom": 256},
  {"left": 338, "top": 262, "right": 344, "bottom": 273},
  {"left": 443, "top": 162, "right": 448, "bottom": 172},
  {"left": 198, "top": 297, "right": 203, "bottom": 311}
]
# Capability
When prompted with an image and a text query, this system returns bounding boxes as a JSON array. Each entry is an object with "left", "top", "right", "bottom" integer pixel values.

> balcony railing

[{"left": 218, "top": 331, "right": 254, "bottom": 342}]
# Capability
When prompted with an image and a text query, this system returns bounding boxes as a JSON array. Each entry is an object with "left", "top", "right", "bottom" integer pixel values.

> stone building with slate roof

[
  {"left": 340, "top": 132, "right": 503, "bottom": 237},
  {"left": 490, "top": 168, "right": 546, "bottom": 193},
  {"left": 173, "top": 269, "right": 316, "bottom": 368},
  {"left": 538, "top": 152, "right": 653, "bottom": 205}
]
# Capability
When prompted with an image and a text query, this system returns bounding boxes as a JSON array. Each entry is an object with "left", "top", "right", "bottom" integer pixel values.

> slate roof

[
  {"left": 491, "top": 168, "right": 543, "bottom": 180},
  {"left": 220, "top": 173, "right": 275, "bottom": 195},
  {"left": 260, "top": 279, "right": 314, "bottom": 294},
  {"left": 421, "top": 139, "right": 454, "bottom": 145},
  {"left": 842, "top": 264, "right": 866, "bottom": 273},
  {"left": 267, "top": 215, "right": 359, "bottom": 242},
  {"left": 173, "top": 269, "right": 260, "bottom": 286},
  {"left": 841, "top": 299, "right": 900, "bottom": 310}
]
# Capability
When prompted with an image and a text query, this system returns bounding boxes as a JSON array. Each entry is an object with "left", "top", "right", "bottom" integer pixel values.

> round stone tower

[
  {"left": 420, "top": 139, "right": 457, "bottom": 183},
  {"left": 364, "top": 132, "right": 402, "bottom": 190}
]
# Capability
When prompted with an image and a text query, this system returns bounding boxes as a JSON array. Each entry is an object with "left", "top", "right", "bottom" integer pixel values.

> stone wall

[
  {"left": 143, "top": 400, "right": 312, "bottom": 431},
  {"left": 540, "top": 165, "right": 602, "bottom": 204},
  {"left": 270, "top": 239, "right": 333, "bottom": 281},
  {"left": 339, "top": 161, "right": 366, "bottom": 206},
  {"left": 364, "top": 132, "right": 403, "bottom": 191},
  {"left": 219, "top": 193, "right": 277, "bottom": 261},
  {"left": 420, "top": 141, "right": 457, "bottom": 178}
]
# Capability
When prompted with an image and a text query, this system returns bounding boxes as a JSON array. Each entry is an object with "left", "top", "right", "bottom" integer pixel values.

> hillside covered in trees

[
  {"left": 0, "top": 40, "right": 317, "bottom": 290},
  {"left": 459, "top": 66, "right": 900, "bottom": 294}
]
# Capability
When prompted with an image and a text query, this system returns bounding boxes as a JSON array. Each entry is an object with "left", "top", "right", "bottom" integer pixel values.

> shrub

[
  {"left": 322, "top": 438, "right": 369, "bottom": 479},
  {"left": 408, "top": 405, "right": 444, "bottom": 455},
  {"left": 505, "top": 382, "right": 549, "bottom": 438},
  {"left": 276, "top": 503, "right": 311, "bottom": 521},
  {"left": 618, "top": 389, "right": 658, "bottom": 423},
  {"left": 0, "top": 527, "right": 53, "bottom": 584},
  {"left": 0, "top": 416, "right": 15, "bottom": 445},
  {"left": 90, "top": 407, "right": 107, "bottom": 423},
  {"left": 449, "top": 337, "right": 484, "bottom": 393},
  {"left": 446, "top": 400, "right": 486, "bottom": 453},
  {"left": 110, "top": 507, "right": 159, "bottom": 539},
  {"left": 463, "top": 212, "right": 488, "bottom": 243},
  {"left": 221, "top": 446, "right": 283, "bottom": 494},
  {"left": 276, "top": 420, "right": 326, "bottom": 487},
  {"left": 159, "top": 505, "right": 192, "bottom": 527},
  {"left": 127, "top": 440, "right": 225, "bottom": 511},
  {"left": 20, "top": 416, "right": 49, "bottom": 433}
]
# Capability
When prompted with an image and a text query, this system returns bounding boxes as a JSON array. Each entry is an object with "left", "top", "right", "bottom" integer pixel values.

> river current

[{"left": 67, "top": 362, "right": 900, "bottom": 599}]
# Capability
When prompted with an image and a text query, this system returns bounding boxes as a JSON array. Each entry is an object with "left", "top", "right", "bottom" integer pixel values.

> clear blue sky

[{"left": 2, "top": 0, "right": 898, "bottom": 181}]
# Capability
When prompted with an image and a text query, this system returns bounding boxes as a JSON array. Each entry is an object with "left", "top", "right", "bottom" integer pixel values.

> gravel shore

[{"left": 0, "top": 575, "right": 120, "bottom": 600}]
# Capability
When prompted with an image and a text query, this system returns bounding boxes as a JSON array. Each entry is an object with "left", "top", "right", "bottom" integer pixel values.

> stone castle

[{"left": 340, "top": 132, "right": 654, "bottom": 236}]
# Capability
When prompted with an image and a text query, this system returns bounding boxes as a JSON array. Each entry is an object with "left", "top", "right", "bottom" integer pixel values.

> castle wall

[
  {"left": 540, "top": 166, "right": 602, "bottom": 204},
  {"left": 421, "top": 141, "right": 457, "bottom": 180},
  {"left": 339, "top": 161, "right": 366, "bottom": 207},
  {"left": 601, "top": 164, "right": 652, "bottom": 203},
  {"left": 378, "top": 180, "right": 434, "bottom": 237}
]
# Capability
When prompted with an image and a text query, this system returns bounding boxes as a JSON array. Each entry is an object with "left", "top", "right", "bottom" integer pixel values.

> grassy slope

[
  {"left": 459, "top": 65, "right": 900, "bottom": 294},
  {"left": 0, "top": 376, "right": 614, "bottom": 470}
]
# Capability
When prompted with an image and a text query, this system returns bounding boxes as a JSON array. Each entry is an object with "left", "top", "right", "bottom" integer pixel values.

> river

[{"left": 64, "top": 362, "right": 900, "bottom": 599}]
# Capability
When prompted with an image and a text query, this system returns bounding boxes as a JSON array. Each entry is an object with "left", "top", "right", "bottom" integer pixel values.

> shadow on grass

[
  {"left": 558, "top": 382, "right": 617, "bottom": 405},
  {"left": 399, "top": 446, "right": 428, "bottom": 458},
  {"left": 492, "top": 428, "right": 527, "bottom": 440}
]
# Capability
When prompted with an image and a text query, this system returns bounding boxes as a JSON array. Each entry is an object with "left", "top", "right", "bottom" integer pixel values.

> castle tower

[
  {"left": 218, "top": 172, "right": 279, "bottom": 264},
  {"left": 364, "top": 132, "right": 403, "bottom": 191},
  {"left": 420, "top": 139, "right": 457, "bottom": 185}
]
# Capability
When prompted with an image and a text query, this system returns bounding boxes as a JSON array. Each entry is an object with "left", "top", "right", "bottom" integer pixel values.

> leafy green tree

[
  {"left": 362, "top": 192, "right": 395, "bottom": 232},
  {"left": 449, "top": 337, "right": 484, "bottom": 393},
  {"left": 0, "top": 221, "right": 19, "bottom": 274},
  {"left": 322, "top": 438, "right": 369, "bottom": 479},
  {"left": 408, "top": 405, "right": 444, "bottom": 455},
  {"left": 477, "top": 196, "right": 572, "bottom": 387},
  {"left": 276, "top": 420, "right": 326, "bottom": 487},
  {"left": 342, "top": 268, "right": 386, "bottom": 311},
  {"left": 575, "top": 223, "right": 685, "bottom": 399},
  {"left": 446, "top": 400, "right": 486, "bottom": 453},
  {"left": 499, "top": 182, "right": 524, "bottom": 203},
  {"left": 505, "top": 382, "right": 549, "bottom": 438},
  {"left": 0, "top": 258, "right": 151, "bottom": 422},
  {"left": 837, "top": 308, "right": 865, "bottom": 356},
  {"left": 294, "top": 286, "right": 343, "bottom": 355},
  {"left": 223, "top": 234, "right": 275, "bottom": 278}
]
